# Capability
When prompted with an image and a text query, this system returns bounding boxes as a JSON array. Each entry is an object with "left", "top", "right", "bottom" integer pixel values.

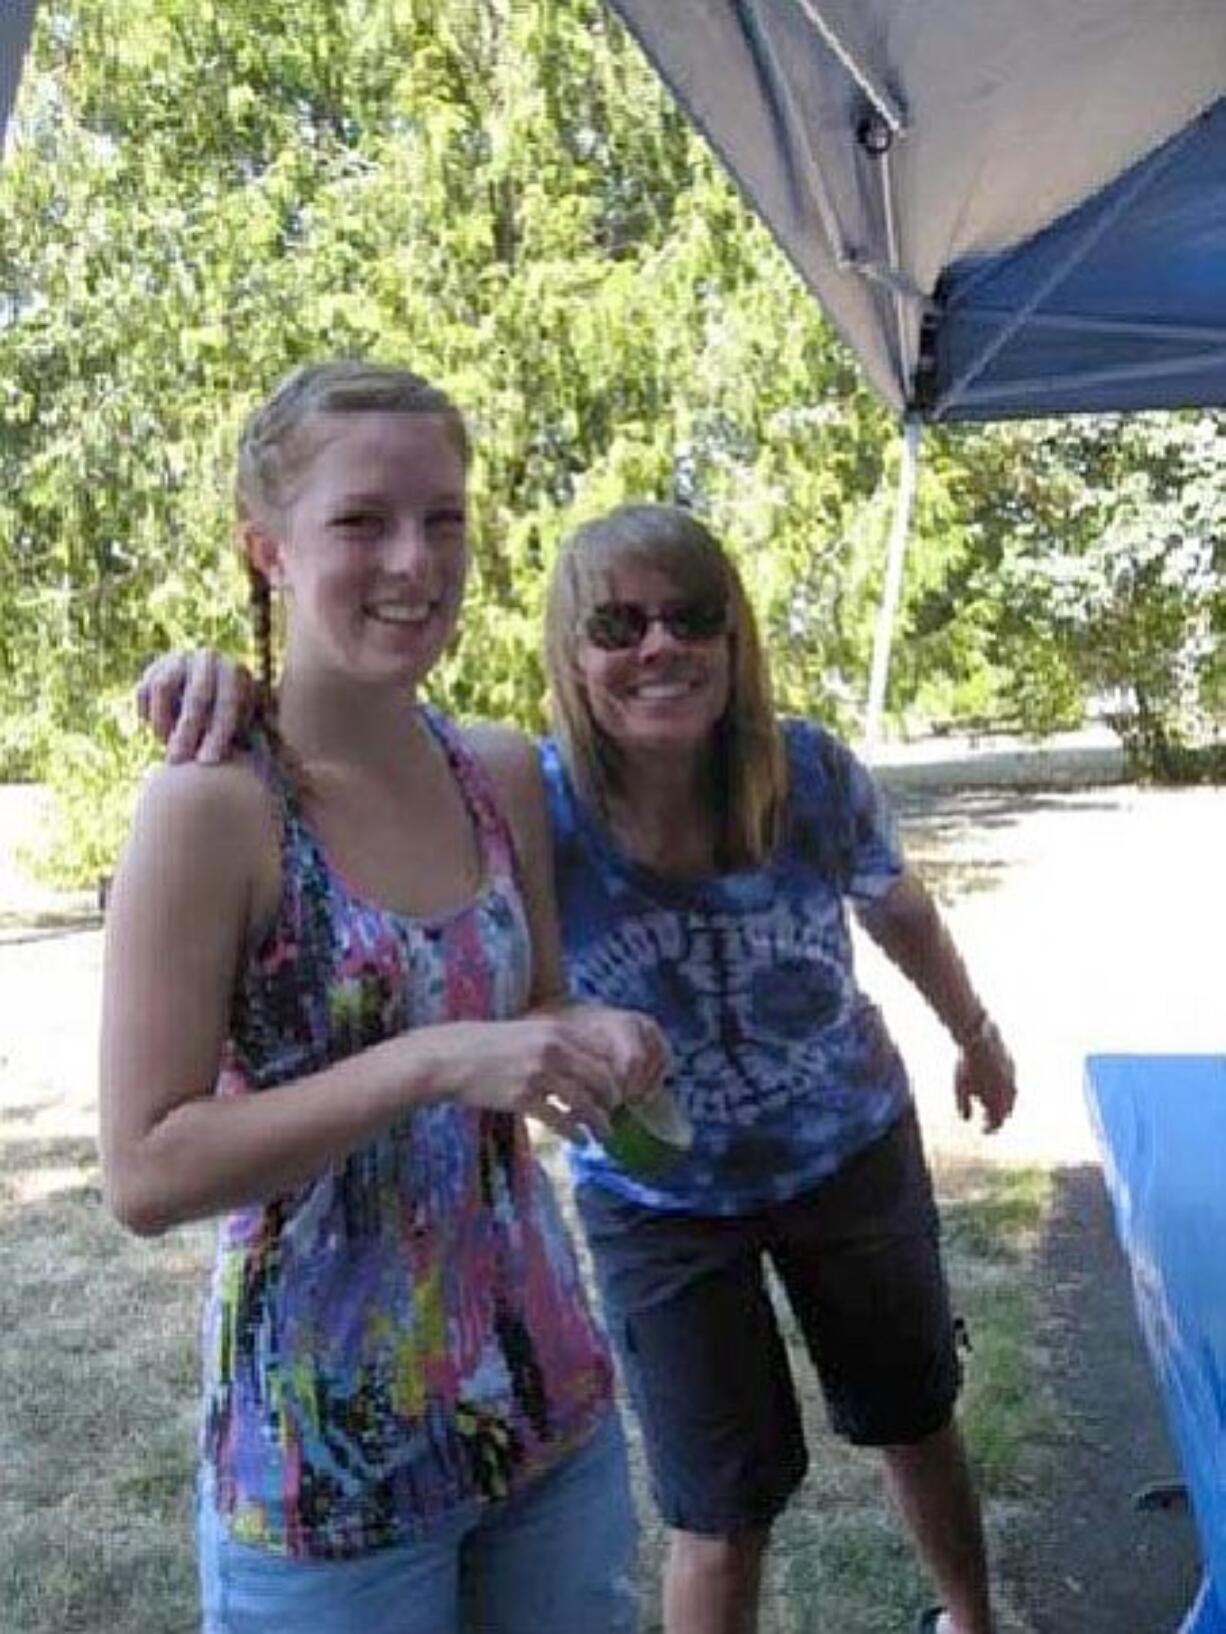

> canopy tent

[
  {"left": 604, "top": 1, "right": 1226, "bottom": 741},
  {"left": 603, "top": 0, "right": 1226, "bottom": 422},
  {"left": 5, "top": 2, "right": 1225, "bottom": 737}
]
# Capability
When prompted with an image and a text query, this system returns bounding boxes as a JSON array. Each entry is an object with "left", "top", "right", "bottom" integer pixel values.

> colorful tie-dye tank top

[{"left": 200, "top": 709, "right": 613, "bottom": 1559}]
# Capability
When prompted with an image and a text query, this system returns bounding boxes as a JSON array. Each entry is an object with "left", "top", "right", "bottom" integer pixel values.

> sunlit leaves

[{"left": 4, "top": 0, "right": 1219, "bottom": 868}]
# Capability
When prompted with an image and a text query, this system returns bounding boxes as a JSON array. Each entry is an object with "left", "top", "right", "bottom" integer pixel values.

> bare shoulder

[
  {"left": 460, "top": 722, "right": 553, "bottom": 884},
  {"left": 123, "top": 756, "right": 280, "bottom": 906},
  {"left": 459, "top": 724, "right": 562, "bottom": 998},
  {"left": 131, "top": 754, "right": 273, "bottom": 842},
  {"left": 460, "top": 722, "right": 543, "bottom": 805}
]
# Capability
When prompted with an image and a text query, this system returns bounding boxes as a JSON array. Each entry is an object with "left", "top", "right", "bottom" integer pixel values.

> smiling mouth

[
  {"left": 629, "top": 680, "right": 699, "bottom": 700},
  {"left": 365, "top": 603, "right": 436, "bottom": 626}
]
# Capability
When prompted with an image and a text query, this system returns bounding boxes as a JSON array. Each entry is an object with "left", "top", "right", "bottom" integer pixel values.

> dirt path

[
  {"left": 1002, "top": 1163, "right": 1203, "bottom": 1634},
  {"left": 2, "top": 773, "right": 1221, "bottom": 1631}
]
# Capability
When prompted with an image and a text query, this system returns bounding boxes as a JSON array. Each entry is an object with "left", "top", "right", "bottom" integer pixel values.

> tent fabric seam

[{"left": 933, "top": 114, "right": 1200, "bottom": 417}]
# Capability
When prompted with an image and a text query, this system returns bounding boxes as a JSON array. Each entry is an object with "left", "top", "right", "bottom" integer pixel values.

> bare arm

[
  {"left": 100, "top": 759, "right": 664, "bottom": 1236},
  {"left": 99, "top": 763, "right": 455, "bottom": 1233},
  {"left": 855, "top": 869, "right": 1017, "bottom": 1132}
]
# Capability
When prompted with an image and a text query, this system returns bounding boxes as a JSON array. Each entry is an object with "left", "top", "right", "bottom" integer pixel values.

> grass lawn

[{"left": 0, "top": 1102, "right": 1053, "bottom": 1634}]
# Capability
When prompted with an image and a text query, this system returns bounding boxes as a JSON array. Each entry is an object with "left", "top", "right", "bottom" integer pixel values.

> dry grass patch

[
  {"left": 2, "top": 1098, "right": 1055, "bottom": 1634},
  {"left": 1, "top": 1104, "right": 209, "bottom": 1634}
]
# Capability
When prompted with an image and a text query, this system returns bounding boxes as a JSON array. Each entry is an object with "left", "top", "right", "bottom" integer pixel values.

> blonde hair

[
  {"left": 544, "top": 503, "right": 788, "bottom": 869},
  {"left": 235, "top": 359, "right": 468, "bottom": 703}
]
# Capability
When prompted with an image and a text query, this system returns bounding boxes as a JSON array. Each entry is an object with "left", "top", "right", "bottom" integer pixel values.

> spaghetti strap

[
  {"left": 420, "top": 707, "right": 520, "bottom": 881},
  {"left": 234, "top": 725, "right": 296, "bottom": 850},
  {"left": 239, "top": 725, "right": 291, "bottom": 801}
]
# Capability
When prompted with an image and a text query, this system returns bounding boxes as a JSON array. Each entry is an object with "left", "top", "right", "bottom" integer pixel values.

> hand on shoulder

[{"left": 136, "top": 648, "right": 256, "bottom": 764}]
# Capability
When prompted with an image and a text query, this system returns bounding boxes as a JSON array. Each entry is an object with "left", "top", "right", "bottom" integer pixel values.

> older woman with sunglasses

[{"left": 142, "top": 501, "right": 1016, "bottom": 1634}]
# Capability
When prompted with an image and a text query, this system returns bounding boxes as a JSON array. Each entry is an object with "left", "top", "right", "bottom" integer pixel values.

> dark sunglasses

[{"left": 582, "top": 598, "right": 729, "bottom": 652}]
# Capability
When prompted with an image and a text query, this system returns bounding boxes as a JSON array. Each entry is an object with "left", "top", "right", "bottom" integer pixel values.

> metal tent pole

[
  {"left": 788, "top": 0, "right": 907, "bottom": 136},
  {"left": 863, "top": 414, "right": 921, "bottom": 754}
]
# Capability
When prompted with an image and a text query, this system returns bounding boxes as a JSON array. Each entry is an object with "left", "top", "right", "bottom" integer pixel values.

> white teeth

[
  {"left": 367, "top": 604, "right": 432, "bottom": 625},
  {"left": 633, "top": 682, "right": 692, "bottom": 699}
]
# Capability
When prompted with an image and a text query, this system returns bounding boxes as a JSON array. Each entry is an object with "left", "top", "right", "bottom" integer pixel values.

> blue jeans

[{"left": 198, "top": 1411, "right": 637, "bottom": 1634}]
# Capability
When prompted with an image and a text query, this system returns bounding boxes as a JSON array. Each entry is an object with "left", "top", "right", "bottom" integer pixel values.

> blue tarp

[
  {"left": 932, "top": 98, "right": 1226, "bottom": 421},
  {"left": 1086, "top": 1055, "right": 1226, "bottom": 1634}
]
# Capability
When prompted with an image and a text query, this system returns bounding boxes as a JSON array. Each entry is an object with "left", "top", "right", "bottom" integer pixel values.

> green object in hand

[{"left": 603, "top": 1084, "right": 694, "bottom": 1176}]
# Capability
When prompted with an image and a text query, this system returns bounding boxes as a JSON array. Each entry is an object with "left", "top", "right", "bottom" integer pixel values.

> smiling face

[
  {"left": 574, "top": 560, "right": 732, "bottom": 759},
  {"left": 246, "top": 410, "right": 468, "bottom": 693}
]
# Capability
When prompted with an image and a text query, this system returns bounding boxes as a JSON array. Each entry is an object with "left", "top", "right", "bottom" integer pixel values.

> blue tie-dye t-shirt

[{"left": 541, "top": 719, "right": 911, "bottom": 1215}]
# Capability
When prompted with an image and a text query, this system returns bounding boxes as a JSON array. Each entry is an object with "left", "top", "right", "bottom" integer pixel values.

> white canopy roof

[{"left": 607, "top": 0, "right": 1226, "bottom": 413}]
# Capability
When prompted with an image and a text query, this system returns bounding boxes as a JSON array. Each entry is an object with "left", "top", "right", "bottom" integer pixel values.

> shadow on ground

[
  {"left": 889, "top": 787, "right": 1128, "bottom": 903},
  {"left": 893, "top": 787, "right": 1125, "bottom": 833},
  {"left": 1000, "top": 1162, "right": 1203, "bottom": 1634}
]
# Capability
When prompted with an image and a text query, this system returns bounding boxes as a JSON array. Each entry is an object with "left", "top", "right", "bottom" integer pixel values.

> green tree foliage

[
  {"left": 1, "top": 0, "right": 1221, "bottom": 882},
  {"left": 890, "top": 412, "right": 1226, "bottom": 770},
  {"left": 2, "top": 0, "right": 897, "bottom": 883},
  {"left": 990, "top": 413, "right": 1226, "bottom": 775}
]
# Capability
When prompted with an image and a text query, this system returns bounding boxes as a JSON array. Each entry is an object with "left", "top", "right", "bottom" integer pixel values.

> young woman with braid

[
  {"left": 143, "top": 494, "right": 1018, "bottom": 1634},
  {"left": 101, "top": 360, "right": 668, "bottom": 1634}
]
